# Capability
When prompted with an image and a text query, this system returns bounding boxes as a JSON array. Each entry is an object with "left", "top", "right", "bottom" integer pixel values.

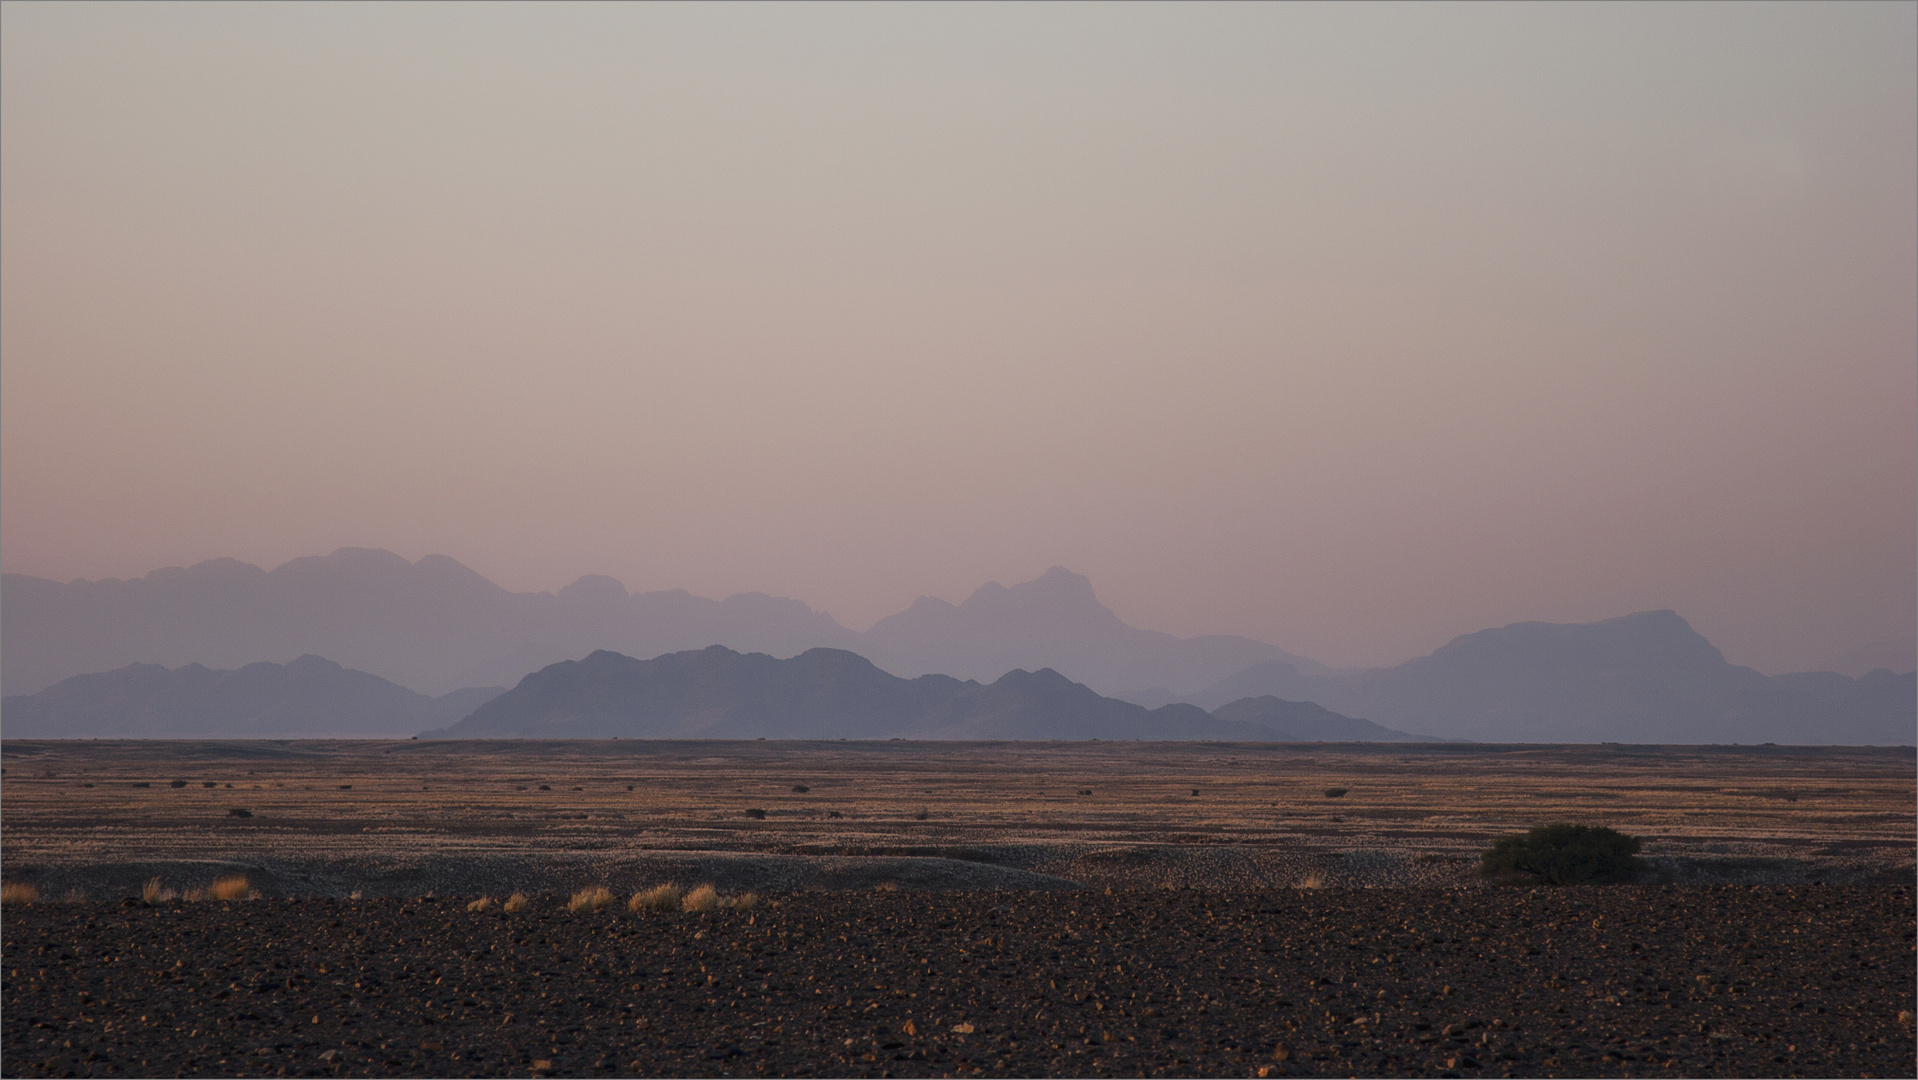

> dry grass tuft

[
  {"left": 142, "top": 877, "right": 178, "bottom": 903},
  {"left": 725, "top": 891, "right": 759, "bottom": 911},
  {"left": 503, "top": 891, "right": 531, "bottom": 913},
  {"left": 1, "top": 882, "right": 40, "bottom": 905},
  {"left": 681, "top": 883, "right": 720, "bottom": 912},
  {"left": 467, "top": 896, "right": 494, "bottom": 912},
  {"left": 873, "top": 880, "right": 901, "bottom": 893},
  {"left": 1298, "top": 872, "right": 1325, "bottom": 890},
  {"left": 208, "top": 875, "right": 253, "bottom": 901},
  {"left": 629, "top": 883, "right": 683, "bottom": 913},
  {"left": 567, "top": 885, "right": 615, "bottom": 912}
]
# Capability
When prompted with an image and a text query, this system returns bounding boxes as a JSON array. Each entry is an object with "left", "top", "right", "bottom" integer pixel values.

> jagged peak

[{"left": 961, "top": 566, "right": 1112, "bottom": 618}]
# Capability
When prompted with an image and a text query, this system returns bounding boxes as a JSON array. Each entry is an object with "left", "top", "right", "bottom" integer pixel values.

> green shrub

[{"left": 1480, "top": 823, "right": 1643, "bottom": 885}]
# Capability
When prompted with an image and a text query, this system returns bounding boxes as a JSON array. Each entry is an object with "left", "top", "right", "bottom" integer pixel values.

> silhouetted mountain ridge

[
  {"left": 859, "top": 566, "right": 1326, "bottom": 694},
  {"left": 424, "top": 646, "right": 1425, "bottom": 742},
  {"left": 1189, "top": 611, "right": 1914, "bottom": 744},
  {"left": 2, "top": 552, "right": 1316, "bottom": 700},
  {"left": 1, "top": 655, "right": 502, "bottom": 739}
]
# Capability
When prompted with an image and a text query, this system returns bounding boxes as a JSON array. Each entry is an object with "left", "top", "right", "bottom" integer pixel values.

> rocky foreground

[{"left": 3, "top": 886, "right": 1912, "bottom": 1079}]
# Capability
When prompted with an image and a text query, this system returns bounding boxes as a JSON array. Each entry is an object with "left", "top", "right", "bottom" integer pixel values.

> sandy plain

[{"left": 1, "top": 740, "right": 1911, "bottom": 898}]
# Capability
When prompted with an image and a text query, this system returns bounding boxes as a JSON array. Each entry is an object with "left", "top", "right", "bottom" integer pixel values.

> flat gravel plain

[{"left": 4, "top": 886, "right": 1912, "bottom": 1079}]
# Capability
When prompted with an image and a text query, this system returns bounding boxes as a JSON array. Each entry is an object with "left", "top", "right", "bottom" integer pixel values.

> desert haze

[
  {"left": 4, "top": 549, "right": 1911, "bottom": 744},
  {"left": 2, "top": 6, "right": 1913, "bottom": 1080}
]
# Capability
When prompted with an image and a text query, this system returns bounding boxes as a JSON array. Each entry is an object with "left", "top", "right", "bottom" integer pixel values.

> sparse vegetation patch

[
  {"left": 1, "top": 882, "right": 40, "bottom": 905},
  {"left": 207, "top": 875, "right": 253, "bottom": 901},
  {"left": 630, "top": 883, "right": 683, "bottom": 912},
  {"left": 1481, "top": 823, "right": 1644, "bottom": 885},
  {"left": 567, "top": 886, "right": 615, "bottom": 912}
]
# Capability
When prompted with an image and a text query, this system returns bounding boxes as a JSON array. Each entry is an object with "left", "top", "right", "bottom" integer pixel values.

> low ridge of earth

[
  {"left": 4, "top": 887, "right": 1914, "bottom": 1079},
  {"left": 3, "top": 741, "right": 1912, "bottom": 899}
]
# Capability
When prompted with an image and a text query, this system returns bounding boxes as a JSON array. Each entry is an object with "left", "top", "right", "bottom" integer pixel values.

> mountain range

[
  {"left": 0, "top": 647, "right": 1420, "bottom": 743},
  {"left": 0, "top": 550, "right": 1313, "bottom": 699},
  {"left": 0, "top": 655, "right": 501, "bottom": 739},
  {"left": 3, "top": 549, "right": 1910, "bottom": 744},
  {"left": 1168, "top": 610, "right": 1914, "bottom": 745},
  {"left": 422, "top": 646, "right": 1422, "bottom": 742}
]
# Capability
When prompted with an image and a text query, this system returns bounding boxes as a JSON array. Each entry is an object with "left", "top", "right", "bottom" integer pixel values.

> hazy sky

[{"left": 4, "top": 2, "right": 1913, "bottom": 673}]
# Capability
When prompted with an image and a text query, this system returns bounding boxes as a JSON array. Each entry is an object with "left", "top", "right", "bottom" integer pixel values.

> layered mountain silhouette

[
  {"left": 1, "top": 549, "right": 856, "bottom": 698},
  {"left": 1, "top": 551, "right": 1311, "bottom": 699},
  {"left": 1, "top": 655, "right": 503, "bottom": 739},
  {"left": 5, "top": 549, "right": 1910, "bottom": 744},
  {"left": 1185, "top": 610, "right": 1915, "bottom": 745},
  {"left": 421, "top": 646, "right": 1424, "bottom": 742},
  {"left": 860, "top": 566, "right": 1327, "bottom": 695}
]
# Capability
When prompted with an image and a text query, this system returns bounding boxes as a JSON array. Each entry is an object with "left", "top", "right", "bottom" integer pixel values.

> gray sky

[{"left": 4, "top": 2, "right": 1913, "bottom": 673}]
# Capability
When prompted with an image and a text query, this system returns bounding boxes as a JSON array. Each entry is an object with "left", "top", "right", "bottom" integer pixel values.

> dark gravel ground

[{"left": 3, "top": 886, "right": 1912, "bottom": 1079}]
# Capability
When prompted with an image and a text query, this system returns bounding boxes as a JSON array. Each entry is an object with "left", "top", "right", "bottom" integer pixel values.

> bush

[
  {"left": 744, "top": 808, "right": 767, "bottom": 820},
  {"left": 567, "top": 886, "right": 615, "bottom": 912},
  {"left": 1, "top": 882, "right": 40, "bottom": 905},
  {"left": 503, "top": 892, "right": 531, "bottom": 913},
  {"left": 170, "top": 780, "right": 189, "bottom": 788},
  {"left": 630, "top": 883, "right": 683, "bottom": 912},
  {"left": 468, "top": 896, "right": 494, "bottom": 912},
  {"left": 681, "top": 883, "right": 719, "bottom": 912},
  {"left": 1480, "top": 823, "right": 1643, "bottom": 885},
  {"left": 1323, "top": 787, "right": 1349, "bottom": 798},
  {"left": 227, "top": 807, "right": 253, "bottom": 818},
  {"left": 208, "top": 875, "right": 253, "bottom": 900}
]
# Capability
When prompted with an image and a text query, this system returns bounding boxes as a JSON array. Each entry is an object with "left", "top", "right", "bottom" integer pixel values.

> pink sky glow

[{"left": 3, "top": 3, "right": 1913, "bottom": 674}]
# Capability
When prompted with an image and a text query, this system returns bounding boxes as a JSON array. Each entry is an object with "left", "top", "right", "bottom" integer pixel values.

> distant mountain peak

[
  {"left": 558, "top": 574, "right": 629, "bottom": 602},
  {"left": 961, "top": 566, "right": 1113, "bottom": 620},
  {"left": 1427, "top": 608, "right": 1726, "bottom": 669}
]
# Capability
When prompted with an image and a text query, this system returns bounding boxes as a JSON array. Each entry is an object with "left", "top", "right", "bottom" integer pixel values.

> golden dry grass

[
  {"left": 567, "top": 885, "right": 615, "bottom": 912},
  {"left": 502, "top": 891, "right": 531, "bottom": 913},
  {"left": 681, "top": 883, "right": 719, "bottom": 912},
  {"left": 467, "top": 896, "right": 494, "bottom": 912},
  {"left": 629, "top": 882, "right": 683, "bottom": 912},
  {"left": 728, "top": 891, "right": 759, "bottom": 911},
  {"left": 1, "top": 882, "right": 40, "bottom": 905},
  {"left": 207, "top": 875, "right": 252, "bottom": 901},
  {"left": 142, "top": 877, "right": 178, "bottom": 903}
]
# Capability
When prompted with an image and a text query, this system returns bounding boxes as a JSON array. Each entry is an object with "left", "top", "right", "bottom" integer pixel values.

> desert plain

[{"left": 2, "top": 739, "right": 1914, "bottom": 1078}]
